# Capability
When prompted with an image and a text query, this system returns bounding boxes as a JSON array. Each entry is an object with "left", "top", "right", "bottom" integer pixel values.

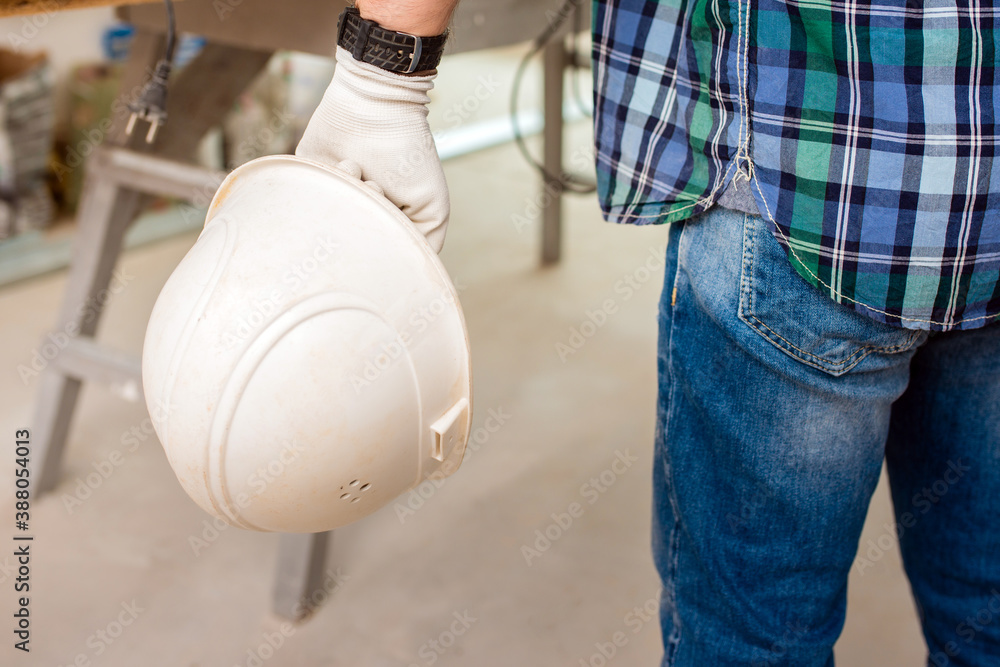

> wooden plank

[
  {"left": 449, "top": 0, "right": 590, "bottom": 53},
  {"left": 119, "top": 0, "right": 589, "bottom": 57},
  {"left": 150, "top": 41, "right": 272, "bottom": 162},
  {"left": 0, "top": 0, "right": 158, "bottom": 18}
]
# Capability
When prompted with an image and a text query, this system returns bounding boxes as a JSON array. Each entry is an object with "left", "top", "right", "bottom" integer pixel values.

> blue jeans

[{"left": 654, "top": 206, "right": 1000, "bottom": 666}]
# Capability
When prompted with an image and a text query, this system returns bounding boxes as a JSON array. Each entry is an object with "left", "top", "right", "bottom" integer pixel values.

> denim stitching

[
  {"left": 660, "top": 223, "right": 688, "bottom": 665},
  {"left": 739, "top": 214, "right": 923, "bottom": 373},
  {"left": 748, "top": 156, "right": 1000, "bottom": 328},
  {"left": 662, "top": 516, "right": 682, "bottom": 665}
]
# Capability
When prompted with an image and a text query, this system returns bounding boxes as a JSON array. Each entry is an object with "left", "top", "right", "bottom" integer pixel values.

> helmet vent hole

[
  {"left": 350, "top": 497, "right": 360, "bottom": 503},
  {"left": 349, "top": 480, "right": 360, "bottom": 487},
  {"left": 340, "top": 493, "right": 351, "bottom": 500},
  {"left": 360, "top": 483, "right": 371, "bottom": 491}
]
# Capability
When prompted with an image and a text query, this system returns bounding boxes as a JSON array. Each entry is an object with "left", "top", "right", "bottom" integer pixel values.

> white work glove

[{"left": 296, "top": 46, "right": 448, "bottom": 253}]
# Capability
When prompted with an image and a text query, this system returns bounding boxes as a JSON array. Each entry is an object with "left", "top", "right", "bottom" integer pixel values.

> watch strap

[{"left": 338, "top": 7, "right": 449, "bottom": 74}]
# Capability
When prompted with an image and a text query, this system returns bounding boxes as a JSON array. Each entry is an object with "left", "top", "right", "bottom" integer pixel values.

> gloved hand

[{"left": 296, "top": 46, "right": 448, "bottom": 253}]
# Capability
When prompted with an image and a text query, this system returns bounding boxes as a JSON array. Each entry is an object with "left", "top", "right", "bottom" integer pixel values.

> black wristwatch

[{"left": 337, "top": 6, "right": 449, "bottom": 74}]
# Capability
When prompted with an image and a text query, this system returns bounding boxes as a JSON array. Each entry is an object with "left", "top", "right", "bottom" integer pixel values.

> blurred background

[{"left": 0, "top": 1, "right": 925, "bottom": 665}]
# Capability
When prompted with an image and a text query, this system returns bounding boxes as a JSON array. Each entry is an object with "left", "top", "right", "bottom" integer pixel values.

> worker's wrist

[{"left": 354, "top": 0, "right": 454, "bottom": 37}]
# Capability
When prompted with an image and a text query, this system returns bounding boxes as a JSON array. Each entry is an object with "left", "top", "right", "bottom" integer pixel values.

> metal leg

[
  {"left": 541, "top": 36, "right": 566, "bottom": 266},
  {"left": 31, "top": 32, "right": 271, "bottom": 494},
  {"left": 30, "top": 27, "right": 167, "bottom": 494},
  {"left": 272, "top": 532, "right": 333, "bottom": 621},
  {"left": 29, "top": 28, "right": 335, "bottom": 622},
  {"left": 32, "top": 179, "right": 142, "bottom": 492},
  {"left": 30, "top": 26, "right": 345, "bottom": 621}
]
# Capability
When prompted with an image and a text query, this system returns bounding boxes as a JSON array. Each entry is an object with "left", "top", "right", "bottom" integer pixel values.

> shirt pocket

[{"left": 737, "top": 213, "right": 926, "bottom": 376}]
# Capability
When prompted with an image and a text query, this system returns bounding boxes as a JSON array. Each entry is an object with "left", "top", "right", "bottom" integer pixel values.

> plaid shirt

[{"left": 593, "top": 0, "right": 1000, "bottom": 331}]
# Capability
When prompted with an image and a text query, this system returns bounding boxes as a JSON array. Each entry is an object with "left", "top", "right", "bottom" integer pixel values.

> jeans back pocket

[{"left": 737, "top": 214, "right": 926, "bottom": 376}]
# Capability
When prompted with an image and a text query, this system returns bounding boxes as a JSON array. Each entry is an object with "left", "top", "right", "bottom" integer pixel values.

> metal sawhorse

[{"left": 28, "top": 0, "right": 586, "bottom": 621}]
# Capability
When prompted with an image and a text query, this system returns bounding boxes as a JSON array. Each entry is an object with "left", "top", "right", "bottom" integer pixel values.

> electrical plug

[{"left": 125, "top": 59, "right": 172, "bottom": 144}]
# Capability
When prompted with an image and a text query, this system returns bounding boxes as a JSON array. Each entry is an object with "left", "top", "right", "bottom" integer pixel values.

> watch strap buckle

[
  {"left": 337, "top": 6, "right": 445, "bottom": 75},
  {"left": 353, "top": 20, "right": 373, "bottom": 63},
  {"left": 400, "top": 32, "right": 424, "bottom": 74}
]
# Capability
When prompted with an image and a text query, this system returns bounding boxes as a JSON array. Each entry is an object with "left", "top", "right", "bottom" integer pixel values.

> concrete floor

[{"left": 0, "top": 122, "right": 927, "bottom": 667}]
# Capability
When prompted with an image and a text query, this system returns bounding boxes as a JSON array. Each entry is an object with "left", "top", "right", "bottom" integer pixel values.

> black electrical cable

[
  {"left": 125, "top": 0, "right": 177, "bottom": 142},
  {"left": 510, "top": 0, "right": 596, "bottom": 195},
  {"left": 163, "top": 0, "right": 177, "bottom": 65}
]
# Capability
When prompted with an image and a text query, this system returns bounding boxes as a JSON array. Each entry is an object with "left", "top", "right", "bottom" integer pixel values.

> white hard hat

[{"left": 141, "top": 155, "right": 472, "bottom": 533}]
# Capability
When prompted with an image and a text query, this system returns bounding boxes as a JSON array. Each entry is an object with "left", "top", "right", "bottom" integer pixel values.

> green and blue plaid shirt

[{"left": 593, "top": 0, "right": 1000, "bottom": 331}]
